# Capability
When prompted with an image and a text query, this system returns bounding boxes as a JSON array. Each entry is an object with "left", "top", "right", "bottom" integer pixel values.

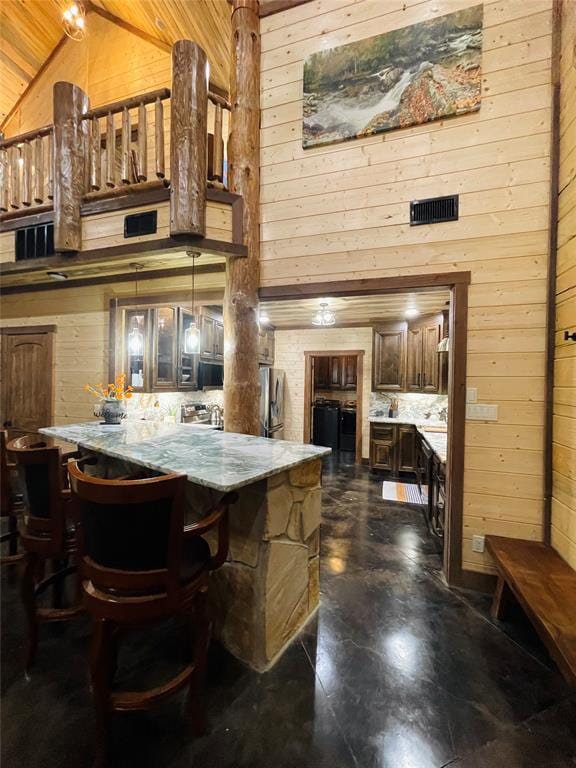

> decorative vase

[{"left": 96, "top": 399, "right": 126, "bottom": 425}]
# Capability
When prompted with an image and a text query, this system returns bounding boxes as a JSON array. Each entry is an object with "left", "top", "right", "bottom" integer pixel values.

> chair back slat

[{"left": 68, "top": 460, "right": 187, "bottom": 602}]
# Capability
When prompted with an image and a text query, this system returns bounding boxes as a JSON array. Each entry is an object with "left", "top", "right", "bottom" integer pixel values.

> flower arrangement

[{"left": 84, "top": 373, "right": 133, "bottom": 402}]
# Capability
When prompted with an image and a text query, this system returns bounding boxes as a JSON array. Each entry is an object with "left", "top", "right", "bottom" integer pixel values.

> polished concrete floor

[{"left": 2, "top": 453, "right": 575, "bottom": 767}]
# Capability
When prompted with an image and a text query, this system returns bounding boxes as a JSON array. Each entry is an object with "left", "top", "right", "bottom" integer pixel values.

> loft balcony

[{"left": 0, "top": 40, "right": 245, "bottom": 294}]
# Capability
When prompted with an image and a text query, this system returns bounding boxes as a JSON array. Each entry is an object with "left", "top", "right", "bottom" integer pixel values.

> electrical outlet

[
  {"left": 466, "top": 403, "right": 498, "bottom": 421},
  {"left": 466, "top": 387, "right": 478, "bottom": 403},
  {"left": 472, "top": 535, "right": 485, "bottom": 553}
]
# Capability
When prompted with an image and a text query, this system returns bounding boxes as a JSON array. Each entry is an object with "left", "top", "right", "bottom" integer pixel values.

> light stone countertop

[
  {"left": 369, "top": 417, "right": 447, "bottom": 463},
  {"left": 40, "top": 421, "right": 331, "bottom": 492}
]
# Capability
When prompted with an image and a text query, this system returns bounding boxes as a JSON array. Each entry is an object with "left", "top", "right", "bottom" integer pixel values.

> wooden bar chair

[
  {"left": 1, "top": 430, "right": 24, "bottom": 566},
  {"left": 67, "top": 459, "right": 237, "bottom": 766},
  {"left": 8, "top": 435, "right": 84, "bottom": 670}
]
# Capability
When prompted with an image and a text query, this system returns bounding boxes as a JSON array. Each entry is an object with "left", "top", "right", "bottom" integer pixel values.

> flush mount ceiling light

[
  {"left": 183, "top": 251, "right": 201, "bottom": 354},
  {"left": 259, "top": 311, "right": 270, "bottom": 325},
  {"left": 312, "top": 302, "right": 336, "bottom": 326},
  {"left": 62, "top": 2, "right": 86, "bottom": 41},
  {"left": 405, "top": 307, "right": 420, "bottom": 319},
  {"left": 47, "top": 271, "right": 68, "bottom": 281}
]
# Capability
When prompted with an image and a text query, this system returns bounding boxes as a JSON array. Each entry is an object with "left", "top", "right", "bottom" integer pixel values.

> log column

[
  {"left": 224, "top": 0, "right": 260, "bottom": 436},
  {"left": 53, "top": 82, "right": 89, "bottom": 252},
  {"left": 170, "top": 40, "right": 208, "bottom": 236}
]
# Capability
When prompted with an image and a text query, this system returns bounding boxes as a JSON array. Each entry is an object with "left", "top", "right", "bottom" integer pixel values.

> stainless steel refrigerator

[{"left": 260, "top": 368, "right": 285, "bottom": 439}]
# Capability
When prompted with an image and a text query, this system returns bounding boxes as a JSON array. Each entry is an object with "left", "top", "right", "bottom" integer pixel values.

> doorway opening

[
  {"left": 259, "top": 273, "right": 469, "bottom": 588},
  {"left": 304, "top": 350, "right": 364, "bottom": 464}
]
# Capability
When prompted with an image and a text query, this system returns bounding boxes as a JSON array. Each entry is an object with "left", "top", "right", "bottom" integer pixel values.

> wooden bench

[{"left": 486, "top": 536, "right": 576, "bottom": 686}]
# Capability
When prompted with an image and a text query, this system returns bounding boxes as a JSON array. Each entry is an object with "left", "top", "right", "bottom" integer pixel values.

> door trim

[
  {"left": 0, "top": 324, "right": 57, "bottom": 335},
  {"left": 260, "top": 272, "right": 470, "bottom": 589},
  {"left": 304, "top": 350, "right": 364, "bottom": 464}
]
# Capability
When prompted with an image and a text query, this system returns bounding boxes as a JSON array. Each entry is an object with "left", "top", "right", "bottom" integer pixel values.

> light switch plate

[
  {"left": 472, "top": 535, "right": 485, "bottom": 553},
  {"left": 466, "top": 403, "right": 498, "bottom": 421},
  {"left": 466, "top": 388, "right": 478, "bottom": 403}
]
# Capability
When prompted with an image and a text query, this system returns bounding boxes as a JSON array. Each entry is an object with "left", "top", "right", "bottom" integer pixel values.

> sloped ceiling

[{"left": 0, "top": 0, "right": 231, "bottom": 129}]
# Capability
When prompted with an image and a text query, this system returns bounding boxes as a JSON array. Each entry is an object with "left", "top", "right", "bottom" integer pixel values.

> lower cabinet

[{"left": 369, "top": 423, "right": 417, "bottom": 474}]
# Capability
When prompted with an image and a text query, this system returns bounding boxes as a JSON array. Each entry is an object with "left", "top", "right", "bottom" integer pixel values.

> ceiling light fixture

[
  {"left": 47, "top": 271, "right": 68, "bottom": 281},
  {"left": 62, "top": 2, "right": 87, "bottom": 41},
  {"left": 259, "top": 312, "right": 270, "bottom": 325},
  {"left": 312, "top": 302, "right": 336, "bottom": 326},
  {"left": 405, "top": 307, "right": 420, "bottom": 319},
  {"left": 183, "top": 251, "right": 201, "bottom": 354}
]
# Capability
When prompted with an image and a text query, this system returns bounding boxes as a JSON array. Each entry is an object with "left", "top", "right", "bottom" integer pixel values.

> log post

[
  {"left": 53, "top": 81, "right": 89, "bottom": 251},
  {"left": 223, "top": 0, "right": 260, "bottom": 436},
  {"left": 155, "top": 97, "right": 165, "bottom": 179},
  {"left": 170, "top": 40, "right": 208, "bottom": 236}
]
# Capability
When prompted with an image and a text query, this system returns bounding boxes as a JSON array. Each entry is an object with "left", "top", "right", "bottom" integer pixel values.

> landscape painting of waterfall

[{"left": 302, "top": 5, "right": 483, "bottom": 148}]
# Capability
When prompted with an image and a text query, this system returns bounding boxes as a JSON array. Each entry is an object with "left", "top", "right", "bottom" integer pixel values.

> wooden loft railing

[{"left": 0, "top": 40, "right": 233, "bottom": 252}]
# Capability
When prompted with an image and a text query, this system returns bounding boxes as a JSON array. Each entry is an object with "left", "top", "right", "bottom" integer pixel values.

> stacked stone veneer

[{"left": 209, "top": 458, "right": 322, "bottom": 671}]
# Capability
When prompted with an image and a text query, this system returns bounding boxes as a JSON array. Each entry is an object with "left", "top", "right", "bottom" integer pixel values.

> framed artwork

[{"left": 303, "top": 5, "right": 483, "bottom": 148}]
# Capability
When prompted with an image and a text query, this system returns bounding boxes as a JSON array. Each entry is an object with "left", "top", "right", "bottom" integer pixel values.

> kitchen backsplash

[
  {"left": 125, "top": 390, "right": 224, "bottom": 423},
  {"left": 369, "top": 392, "right": 448, "bottom": 421}
]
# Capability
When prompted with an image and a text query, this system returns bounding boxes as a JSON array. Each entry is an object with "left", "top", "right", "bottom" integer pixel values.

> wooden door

[
  {"left": 1, "top": 326, "right": 54, "bottom": 436},
  {"left": 406, "top": 326, "right": 423, "bottom": 391},
  {"left": 341, "top": 355, "right": 357, "bottom": 390},
  {"left": 372, "top": 324, "right": 406, "bottom": 391},
  {"left": 422, "top": 319, "right": 442, "bottom": 393}
]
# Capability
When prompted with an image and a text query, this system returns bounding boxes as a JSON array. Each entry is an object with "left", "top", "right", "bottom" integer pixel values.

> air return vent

[
  {"left": 15, "top": 223, "right": 54, "bottom": 260},
  {"left": 410, "top": 195, "right": 459, "bottom": 226},
  {"left": 124, "top": 210, "right": 157, "bottom": 238}
]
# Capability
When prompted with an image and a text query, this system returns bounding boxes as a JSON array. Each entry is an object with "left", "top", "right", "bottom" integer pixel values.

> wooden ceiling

[
  {"left": 261, "top": 290, "right": 451, "bottom": 329},
  {"left": 0, "top": 0, "right": 231, "bottom": 127}
]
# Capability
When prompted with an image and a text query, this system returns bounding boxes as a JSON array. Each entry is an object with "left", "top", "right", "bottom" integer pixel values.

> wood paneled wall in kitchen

[
  {"left": 551, "top": 0, "right": 576, "bottom": 569},
  {"left": 259, "top": 0, "right": 554, "bottom": 575},
  {"left": 274, "top": 327, "right": 373, "bottom": 457},
  {"left": 0, "top": 273, "right": 225, "bottom": 426}
]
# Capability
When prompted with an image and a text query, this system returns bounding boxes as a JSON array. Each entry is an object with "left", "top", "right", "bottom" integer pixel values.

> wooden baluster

[
  {"left": 22, "top": 140, "right": 32, "bottom": 206},
  {"left": 212, "top": 103, "right": 224, "bottom": 183},
  {"left": 155, "top": 97, "right": 165, "bottom": 179},
  {"left": 121, "top": 106, "right": 130, "bottom": 184},
  {"left": 137, "top": 102, "right": 147, "bottom": 182},
  {"left": 9, "top": 146, "right": 19, "bottom": 209},
  {"left": 90, "top": 115, "right": 101, "bottom": 191},
  {"left": 106, "top": 111, "right": 115, "bottom": 188},
  {"left": 47, "top": 131, "right": 54, "bottom": 200},
  {"left": 0, "top": 148, "right": 8, "bottom": 211},
  {"left": 33, "top": 135, "right": 44, "bottom": 203}
]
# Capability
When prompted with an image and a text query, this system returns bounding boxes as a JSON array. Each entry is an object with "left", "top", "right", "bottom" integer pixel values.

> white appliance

[{"left": 259, "top": 368, "right": 285, "bottom": 439}]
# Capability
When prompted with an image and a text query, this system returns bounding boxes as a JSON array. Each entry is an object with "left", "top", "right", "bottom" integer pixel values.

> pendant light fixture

[
  {"left": 128, "top": 263, "right": 144, "bottom": 356},
  {"left": 312, "top": 302, "right": 336, "bottom": 326},
  {"left": 62, "top": 2, "right": 87, "bottom": 41},
  {"left": 183, "top": 251, "right": 201, "bottom": 354}
]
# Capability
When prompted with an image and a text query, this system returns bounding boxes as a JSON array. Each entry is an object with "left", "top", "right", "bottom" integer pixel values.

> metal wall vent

[
  {"left": 124, "top": 210, "right": 157, "bottom": 238},
  {"left": 15, "top": 223, "right": 55, "bottom": 261},
  {"left": 410, "top": 195, "right": 459, "bottom": 226}
]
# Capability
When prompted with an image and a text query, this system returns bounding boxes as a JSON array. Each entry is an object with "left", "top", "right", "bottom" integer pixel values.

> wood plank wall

[
  {"left": 0, "top": 274, "right": 225, "bottom": 426},
  {"left": 551, "top": 0, "right": 576, "bottom": 568},
  {"left": 274, "top": 327, "right": 373, "bottom": 456},
  {"left": 259, "top": 0, "right": 555, "bottom": 575}
]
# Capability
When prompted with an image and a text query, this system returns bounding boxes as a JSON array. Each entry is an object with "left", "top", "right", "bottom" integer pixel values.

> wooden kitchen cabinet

[
  {"left": 313, "top": 356, "right": 330, "bottom": 388},
  {"left": 341, "top": 355, "right": 357, "bottom": 390},
  {"left": 313, "top": 355, "right": 357, "bottom": 391},
  {"left": 369, "top": 422, "right": 416, "bottom": 474},
  {"left": 373, "top": 315, "right": 442, "bottom": 393},
  {"left": 200, "top": 309, "right": 224, "bottom": 362},
  {"left": 372, "top": 323, "right": 406, "bottom": 391}
]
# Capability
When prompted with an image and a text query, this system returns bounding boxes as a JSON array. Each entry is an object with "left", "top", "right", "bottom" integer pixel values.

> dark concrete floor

[{"left": 2, "top": 453, "right": 575, "bottom": 768}]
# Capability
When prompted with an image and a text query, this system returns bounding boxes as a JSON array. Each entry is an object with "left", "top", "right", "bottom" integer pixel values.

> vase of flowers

[{"left": 84, "top": 374, "right": 133, "bottom": 425}]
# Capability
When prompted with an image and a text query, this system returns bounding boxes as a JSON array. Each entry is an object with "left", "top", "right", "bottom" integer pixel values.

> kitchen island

[{"left": 40, "top": 421, "right": 330, "bottom": 671}]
